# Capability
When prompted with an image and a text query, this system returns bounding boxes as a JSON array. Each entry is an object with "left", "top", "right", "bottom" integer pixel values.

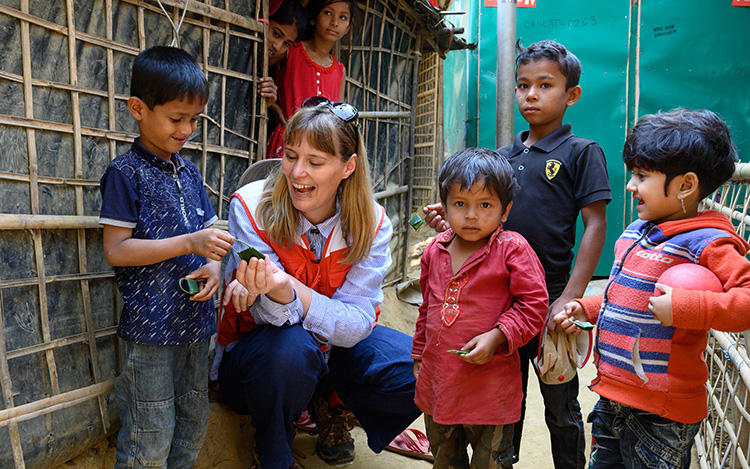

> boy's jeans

[
  {"left": 588, "top": 397, "right": 700, "bottom": 469},
  {"left": 114, "top": 340, "right": 210, "bottom": 469}
]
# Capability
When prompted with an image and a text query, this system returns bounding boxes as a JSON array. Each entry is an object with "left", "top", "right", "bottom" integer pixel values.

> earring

[{"left": 679, "top": 195, "right": 687, "bottom": 214}]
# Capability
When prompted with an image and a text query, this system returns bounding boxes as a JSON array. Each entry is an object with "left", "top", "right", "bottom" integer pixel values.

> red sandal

[{"left": 385, "top": 428, "right": 434, "bottom": 462}]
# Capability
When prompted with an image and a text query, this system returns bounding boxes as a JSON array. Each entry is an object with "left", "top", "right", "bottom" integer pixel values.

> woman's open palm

[{"left": 236, "top": 256, "right": 288, "bottom": 297}]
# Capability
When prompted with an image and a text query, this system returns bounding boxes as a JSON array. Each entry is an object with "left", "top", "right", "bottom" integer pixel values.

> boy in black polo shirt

[
  {"left": 423, "top": 40, "right": 610, "bottom": 468},
  {"left": 99, "top": 47, "right": 234, "bottom": 468}
]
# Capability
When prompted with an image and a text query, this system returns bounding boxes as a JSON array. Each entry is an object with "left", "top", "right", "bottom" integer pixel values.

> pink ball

[{"left": 654, "top": 263, "right": 724, "bottom": 296}]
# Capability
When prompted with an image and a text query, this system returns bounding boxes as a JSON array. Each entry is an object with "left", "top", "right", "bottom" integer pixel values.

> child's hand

[
  {"left": 422, "top": 203, "right": 450, "bottom": 233},
  {"left": 236, "top": 256, "right": 293, "bottom": 303},
  {"left": 460, "top": 328, "right": 506, "bottom": 365},
  {"left": 413, "top": 359, "right": 421, "bottom": 379},
  {"left": 269, "top": 102, "right": 287, "bottom": 126},
  {"left": 649, "top": 284, "right": 674, "bottom": 326},
  {"left": 258, "top": 76, "right": 277, "bottom": 103},
  {"left": 223, "top": 278, "right": 258, "bottom": 312},
  {"left": 548, "top": 295, "right": 574, "bottom": 330},
  {"left": 552, "top": 301, "right": 586, "bottom": 336},
  {"left": 190, "top": 228, "right": 234, "bottom": 261},
  {"left": 184, "top": 261, "right": 221, "bottom": 301}
]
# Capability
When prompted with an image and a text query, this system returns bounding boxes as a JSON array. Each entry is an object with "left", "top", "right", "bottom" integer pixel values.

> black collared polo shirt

[{"left": 497, "top": 124, "right": 611, "bottom": 279}]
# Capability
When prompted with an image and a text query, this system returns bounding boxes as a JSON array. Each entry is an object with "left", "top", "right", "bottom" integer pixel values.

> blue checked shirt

[{"left": 99, "top": 140, "right": 218, "bottom": 345}]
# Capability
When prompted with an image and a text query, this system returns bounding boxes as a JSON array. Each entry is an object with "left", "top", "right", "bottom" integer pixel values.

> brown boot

[{"left": 308, "top": 396, "right": 356, "bottom": 466}]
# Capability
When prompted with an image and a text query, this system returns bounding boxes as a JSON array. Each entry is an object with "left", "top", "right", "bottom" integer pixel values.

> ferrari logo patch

[{"left": 546, "top": 159, "right": 562, "bottom": 180}]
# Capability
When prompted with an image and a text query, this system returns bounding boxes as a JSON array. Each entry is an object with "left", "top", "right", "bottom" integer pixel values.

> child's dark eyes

[
  {"left": 517, "top": 83, "right": 528, "bottom": 89},
  {"left": 481, "top": 202, "right": 492, "bottom": 209},
  {"left": 454, "top": 201, "right": 465, "bottom": 207},
  {"left": 541, "top": 83, "right": 551, "bottom": 88}
]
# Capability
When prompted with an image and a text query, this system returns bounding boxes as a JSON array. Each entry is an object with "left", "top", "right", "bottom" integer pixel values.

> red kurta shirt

[{"left": 412, "top": 226, "right": 548, "bottom": 425}]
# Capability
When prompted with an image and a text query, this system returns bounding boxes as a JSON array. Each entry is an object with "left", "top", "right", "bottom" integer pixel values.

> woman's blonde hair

[{"left": 256, "top": 106, "right": 376, "bottom": 265}]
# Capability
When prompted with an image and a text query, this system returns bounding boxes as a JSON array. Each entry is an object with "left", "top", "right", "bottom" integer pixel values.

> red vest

[{"left": 217, "top": 181, "right": 385, "bottom": 346}]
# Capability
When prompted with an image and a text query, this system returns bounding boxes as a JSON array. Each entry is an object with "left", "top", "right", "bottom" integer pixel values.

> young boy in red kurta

[{"left": 412, "top": 147, "right": 549, "bottom": 467}]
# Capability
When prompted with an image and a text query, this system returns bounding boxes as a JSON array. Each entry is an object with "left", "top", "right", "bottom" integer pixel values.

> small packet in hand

[
  {"left": 179, "top": 277, "right": 201, "bottom": 295},
  {"left": 233, "top": 238, "right": 264, "bottom": 261},
  {"left": 408, "top": 209, "right": 426, "bottom": 230},
  {"left": 571, "top": 319, "right": 595, "bottom": 331}
]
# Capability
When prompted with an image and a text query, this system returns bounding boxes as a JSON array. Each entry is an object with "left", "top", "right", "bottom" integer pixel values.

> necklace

[{"left": 304, "top": 42, "right": 333, "bottom": 68}]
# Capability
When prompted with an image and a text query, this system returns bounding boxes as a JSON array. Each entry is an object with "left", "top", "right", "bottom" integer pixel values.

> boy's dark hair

[
  {"left": 304, "top": 0, "right": 360, "bottom": 40},
  {"left": 516, "top": 40, "right": 581, "bottom": 90},
  {"left": 623, "top": 109, "right": 738, "bottom": 199},
  {"left": 271, "top": 0, "right": 307, "bottom": 37},
  {"left": 130, "top": 46, "right": 208, "bottom": 109},
  {"left": 439, "top": 147, "right": 519, "bottom": 210}
]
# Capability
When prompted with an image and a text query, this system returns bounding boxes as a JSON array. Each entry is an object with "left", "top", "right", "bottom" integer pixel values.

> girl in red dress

[
  {"left": 257, "top": 1, "right": 307, "bottom": 112},
  {"left": 267, "top": 0, "right": 358, "bottom": 159}
]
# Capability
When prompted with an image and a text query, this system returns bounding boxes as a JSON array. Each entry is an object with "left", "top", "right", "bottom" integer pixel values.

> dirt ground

[{"left": 56, "top": 233, "right": 695, "bottom": 468}]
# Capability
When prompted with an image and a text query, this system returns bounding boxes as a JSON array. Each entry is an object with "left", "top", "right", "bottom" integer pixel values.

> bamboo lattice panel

[
  {"left": 696, "top": 163, "right": 750, "bottom": 469},
  {"left": 0, "top": 1, "right": 266, "bottom": 467},
  {"left": 340, "top": 0, "right": 423, "bottom": 285},
  {"left": 412, "top": 50, "right": 440, "bottom": 212}
]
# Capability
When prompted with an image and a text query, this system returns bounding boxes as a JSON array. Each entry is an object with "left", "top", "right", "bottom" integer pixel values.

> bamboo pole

[
  {"left": 0, "top": 113, "right": 255, "bottom": 159},
  {"left": 0, "top": 213, "right": 229, "bottom": 231},
  {"left": 128, "top": 0, "right": 264, "bottom": 32},
  {"left": 21, "top": 0, "right": 62, "bottom": 439},
  {"left": 137, "top": 3, "right": 145, "bottom": 50},
  {"left": 257, "top": 5, "right": 268, "bottom": 160},
  {"left": 218, "top": 20, "right": 229, "bottom": 216},
  {"left": 66, "top": 0, "right": 110, "bottom": 433},
  {"left": 358, "top": 111, "right": 411, "bottom": 119},
  {"left": 0, "top": 271, "right": 114, "bottom": 292},
  {"left": 0, "top": 214, "right": 102, "bottom": 230},
  {"left": 5, "top": 326, "right": 117, "bottom": 362},
  {"left": 0, "top": 380, "right": 115, "bottom": 428},
  {"left": 106, "top": 0, "right": 116, "bottom": 163},
  {"left": 0, "top": 290, "right": 24, "bottom": 469},
  {"left": 402, "top": 38, "right": 421, "bottom": 284}
]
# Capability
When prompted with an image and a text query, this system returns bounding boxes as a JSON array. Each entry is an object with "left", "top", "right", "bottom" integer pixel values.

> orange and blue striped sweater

[{"left": 578, "top": 210, "right": 750, "bottom": 423}]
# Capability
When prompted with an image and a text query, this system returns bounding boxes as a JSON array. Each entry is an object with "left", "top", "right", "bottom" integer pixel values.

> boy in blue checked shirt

[{"left": 99, "top": 46, "right": 234, "bottom": 468}]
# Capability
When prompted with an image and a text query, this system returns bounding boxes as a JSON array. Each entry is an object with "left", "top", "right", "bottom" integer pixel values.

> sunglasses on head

[{"left": 302, "top": 96, "right": 359, "bottom": 124}]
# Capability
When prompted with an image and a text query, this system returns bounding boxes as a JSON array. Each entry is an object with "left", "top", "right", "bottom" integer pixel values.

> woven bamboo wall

[
  {"left": 0, "top": 1, "right": 267, "bottom": 467},
  {"left": 412, "top": 50, "right": 441, "bottom": 212},
  {"left": 696, "top": 163, "right": 750, "bottom": 469},
  {"left": 340, "top": 0, "right": 424, "bottom": 284}
]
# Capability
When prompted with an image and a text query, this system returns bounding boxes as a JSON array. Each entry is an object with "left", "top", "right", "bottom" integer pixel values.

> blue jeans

[
  {"left": 588, "top": 398, "right": 700, "bottom": 469},
  {"left": 218, "top": 324, "right": 421, "bottom": 469},
  {"left": 514, "top": 275, "right": 586, "bottom": 469},
  {"left": 114, "top": 340, "right": 210, "bottom": 468}
]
